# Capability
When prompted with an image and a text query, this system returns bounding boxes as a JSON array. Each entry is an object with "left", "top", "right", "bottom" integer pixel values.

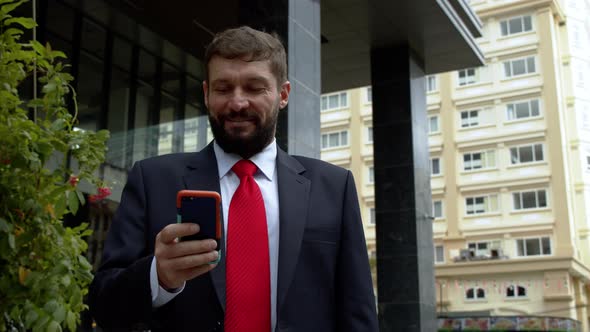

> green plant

[{"left": 0, "top": 0, "right": 109, "bottom": 331}]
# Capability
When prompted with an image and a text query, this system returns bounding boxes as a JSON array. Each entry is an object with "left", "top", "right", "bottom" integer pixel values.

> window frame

[
  {"left": 434, "top": 245, "right": 445, "bottom": 264},
  {"left": 509, "top": 143, "right": 544, "bottom": 165},
  {"left": 429, "top": 115, "right": 440, "bottom": 134},
  {"left": 500, "top": 15, "right": 534, "bottom": 37},
  {"left": 506, "top": 99, "right": 541, "bottom": 121},
  {"left": 458, "top": 68, "right": 479, "bottom": 86},
  {"left": 465, "top": 287, "right": 486, "bottom": 301},
  {"left": 426, "top": 75, "right": 437, "bottom": 92},
  {"left": 505, "top": 285, "right": 528, "bottom": 298},
  {"left": 367, "top": 126, "right": 373, "bottom": 143},
  {"left": 321, "top": 91, "right": 349, "bottom": 112},
  {"left": 512, "top": 189, "right": 548, "bottom": 210},
  {"left": 504, "top": 56, "right": 536, "bottom": 78},
  {"left": 515, "top": 236, "right": 552, "bottom": 257},
  {"left": 465, "top": 194, "right": 499, "bottom": 215},
  {"left": 462, "top": 149, "right": 496, "bottom": 171},
  {"left": 320, "top": 130, "right": 349, "bottom": 150},
  {"left": 433, "top": 200, "right": 444, "bottom": 219},
  {"left": 368, "top": 166, "right": 375, "bottom": 184},
  {"left": 431, "top": 157, "right": 442, "bottom": 176},
  {"left": 460, "top": 109, "right": 481, "bottom": 128}
]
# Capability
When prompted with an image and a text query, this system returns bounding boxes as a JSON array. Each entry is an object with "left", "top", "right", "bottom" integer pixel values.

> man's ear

[
  {"left": 203, "top": 81, "right": 209, "bottom": 108},
  {"left": 279, "top": 81, "right": 291, "bottom": 109}
]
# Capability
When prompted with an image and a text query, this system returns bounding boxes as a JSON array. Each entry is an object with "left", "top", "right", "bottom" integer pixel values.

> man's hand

[{"left": 155, "top": 223, "right": 219, "bottom": 290}]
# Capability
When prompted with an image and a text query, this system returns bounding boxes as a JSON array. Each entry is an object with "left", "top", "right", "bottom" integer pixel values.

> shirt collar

[{"left": 213, "top": 139, "right": 277, "bottom": 181}]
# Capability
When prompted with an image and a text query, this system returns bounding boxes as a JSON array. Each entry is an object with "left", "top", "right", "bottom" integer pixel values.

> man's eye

[
  {"left": 248, "top": 86, "right": 265, "bottom": 93},
  {"left": 214, "top": 87, "right": 230, "bottom": 93}
]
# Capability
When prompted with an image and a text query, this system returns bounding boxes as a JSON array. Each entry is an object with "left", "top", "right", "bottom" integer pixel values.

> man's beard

[{"left": 208, "top": 105, "right": 279, "bottom": 159}]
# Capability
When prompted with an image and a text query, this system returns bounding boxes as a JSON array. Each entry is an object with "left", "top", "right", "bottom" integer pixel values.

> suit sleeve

[
  {"left": 336, "top": 171, "right": 379, "bottom": 331},
  {"left": 88, "top": 161, "right": 156, "bottom": 329}
]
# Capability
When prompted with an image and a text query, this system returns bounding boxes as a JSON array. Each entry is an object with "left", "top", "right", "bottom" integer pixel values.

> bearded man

[{"left": 89, "top": 26, "right": 377, "bottom": 332}]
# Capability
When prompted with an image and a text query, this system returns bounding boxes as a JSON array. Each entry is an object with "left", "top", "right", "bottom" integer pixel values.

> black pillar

[
  {"left": 238, "top": 0, "right": 321, "bottom": 158},
  {"left": 371, "top": 45, "right": 436, "bottom": 331}
]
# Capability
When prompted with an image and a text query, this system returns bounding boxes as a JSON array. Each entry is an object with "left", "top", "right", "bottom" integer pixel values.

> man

[{"left": 89, "top": 26, "right": 377, "bottom": 332}]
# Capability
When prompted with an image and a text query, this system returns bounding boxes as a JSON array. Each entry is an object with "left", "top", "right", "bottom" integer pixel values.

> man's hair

[{"left": 204, "top": 26, "right": 287, "bottom": 86}]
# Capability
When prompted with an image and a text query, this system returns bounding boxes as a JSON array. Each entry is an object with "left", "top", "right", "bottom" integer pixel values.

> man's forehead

[{"left": 208, "top": 57, "right": 275, "bottom": 81}]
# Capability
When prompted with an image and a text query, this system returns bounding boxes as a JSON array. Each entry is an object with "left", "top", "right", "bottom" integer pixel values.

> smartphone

[{"left": 176, "top": 190, "right": 221, "bottom": 257}]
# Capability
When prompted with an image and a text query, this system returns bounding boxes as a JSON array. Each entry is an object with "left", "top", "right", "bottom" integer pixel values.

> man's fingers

[
  {"left": 163, "top": 251, "right": 219, "bottom": 270},
  {"left": 169, "top": 239, "right": 218, "bottom": 257},
  {"left": 179, "top": 263, "right": 217, "bottom": 282},
  {"left": 158, "top": 223, "right": 199, "bottom": 244}
]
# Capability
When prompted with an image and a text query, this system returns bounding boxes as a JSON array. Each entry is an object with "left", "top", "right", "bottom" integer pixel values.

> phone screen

[{"left": 178, "top": 195, "right": 220, "bottom": 249}]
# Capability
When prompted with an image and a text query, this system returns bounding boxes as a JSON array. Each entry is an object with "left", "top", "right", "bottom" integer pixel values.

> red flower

[
  {"left": 98, "top": 187, "right": 111, "bottom": 198},
  {"left": 69, "top": 175, "right": 79, "bottom": 187},
  {"left": 89, "top": 187, "right": 112, "bottom": 204},
  {"left": 1, "top": 158, "right": 10, "bottom": 165}
]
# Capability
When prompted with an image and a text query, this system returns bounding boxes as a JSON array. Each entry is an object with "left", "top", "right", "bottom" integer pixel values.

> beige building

[{"left": 320, "top": 0, "right": 590, "bottom": 329}]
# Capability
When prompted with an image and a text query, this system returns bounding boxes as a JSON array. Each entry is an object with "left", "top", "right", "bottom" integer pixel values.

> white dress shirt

[{"left": 150, "top": 140, "right": 280, "bottom": 331}]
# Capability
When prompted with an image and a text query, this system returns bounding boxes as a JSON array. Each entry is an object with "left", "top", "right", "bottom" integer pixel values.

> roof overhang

[{"left": 321, "top": 0, "right": 485, "bottom": 92}]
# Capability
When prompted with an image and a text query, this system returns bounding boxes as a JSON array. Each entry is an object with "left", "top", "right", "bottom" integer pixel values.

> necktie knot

[{"left": 232, "top": 160, "right": 257, "bottom": 179}]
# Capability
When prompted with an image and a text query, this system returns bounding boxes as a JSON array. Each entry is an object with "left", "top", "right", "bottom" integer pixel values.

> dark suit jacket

[{"left": 89, "top": 143, "right": 378, "bottom": 331}]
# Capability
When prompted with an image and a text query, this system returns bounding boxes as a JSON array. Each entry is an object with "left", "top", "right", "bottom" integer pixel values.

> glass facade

[{"left": 35, "top": 0, "right": 210, "bottom": 203}]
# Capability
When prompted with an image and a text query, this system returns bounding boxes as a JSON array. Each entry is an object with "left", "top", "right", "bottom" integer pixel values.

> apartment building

[{"left": 320, "top": 0, "right": 590, "bottom": 329}]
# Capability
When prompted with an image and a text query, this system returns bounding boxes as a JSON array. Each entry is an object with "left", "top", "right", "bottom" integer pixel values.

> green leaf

[
  {"left": 54, "top": 193, "right": 67, "bottom": 218},
  {"left": 52, "top": 305, "right": 66, "bottom": 323},
  {"left": 46, "top": 320, "right": 62, "bottom": 332},
  {"left": 0, "top": 0, "right": 26, "bottom": 15},
  {"left": 8, "top": 233, "right": 15, "bottom": 250},
  {"left": 65, "top": 311, "right": 75, "bottom": 332},
  {"left": 4, "top": 17, "right": 36, "bottom": 29},
  {"left": 75, "top": 190, "right": 85, "bottom": 206},
  {"left": 0, "top": 217, "right": 12, "bottom": 232},
  {"left": 50, "top": 118, "right": 66, "bottom": 131},
  {"left": 67, "top": 191, "right": 79, "bottom": 215},
  {"left": 24, "top": 309, "right": 39, "bottom": 328}
]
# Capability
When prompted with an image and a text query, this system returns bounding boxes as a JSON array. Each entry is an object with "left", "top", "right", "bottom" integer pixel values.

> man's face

[{"left": 204, "top": 56, "right": 290, "bottom": 158}]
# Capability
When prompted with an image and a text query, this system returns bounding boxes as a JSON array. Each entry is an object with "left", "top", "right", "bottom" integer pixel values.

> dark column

[
  {"left": 371, "top": 45, "right": 436, "bottom": 331},
  {"left": 239, "top": 0, "right": 321, "bottom": 158}
]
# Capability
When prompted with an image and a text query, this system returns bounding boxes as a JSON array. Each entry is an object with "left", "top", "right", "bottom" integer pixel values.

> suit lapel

[
  {"left": 182, "top": 143, "right": 227, "bottom": 311},
  {"left": 276, "top": 148, "right": 310, "bottom": 313}
]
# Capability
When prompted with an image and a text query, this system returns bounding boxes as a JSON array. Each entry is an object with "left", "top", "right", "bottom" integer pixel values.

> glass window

[
  {"left": 506, "top": 285, "right": 527, "bottom": 298},
  {"left": 500, "top": 15, "right": 534, "bottom": 36},
  {"left": 426, "top": 75, "right": 437, "bottom": 92},
  {"left": 106, "top": 67, "right": 131, "bottom": 169},
  {"left": 431, "top": 158, "right": 441, "bottom": 175},
  {"left": 321, "top": 92, "right": 348, "bottom": 111},
  {"left": 466, "top": 195, "right": 498, "bottom": 215},
  {"left": 161, "top": 63, "right": 182, "bottom": 97},
  {"left": 513, "top": 189, "right": 548, "bottom": 210},
  {"left": 510, "top": 143, "right": 544, "bottom": 164},
  {"left": 81, "top": 19, "right": 106, "bottom": 59},
  {"left": 461, "top": 110, "right": 480, "bottom": 128},
  {"left": 516, "top": 237, "right": 552, "bottom": 256},
  {"left": 366, "top": 87, "right": 372, "bottom": 103},
  {"left": 458, "top": 68, "right": 478, "bottom": 86},
  {"left": 466, "top": 288, "right": 485, "bottom": 300},
  {"left": 367, "top": 127, "right": 373, "bottom": 143},
  {"left": 433, "top": 201, "right": 443, "bottom": 218},
  {"left": 46, "top": 1, "right": 75, "bottom": 41},
  {"left": 507, "top": 99, "right": 541, "bottom": 120},
  {"left": 435, "top": 245, "right": 444, "bottom": 263},
  {"left": 76, "top": 51, "right": 104, "bottom": 132},
  {"left": 368, "top": 167, "right": 374, "bottom": 184},
  {"left": 370, "top": 208, "right": 376, "bottom": 225},
  {"left": 321, "top": 130, "right": 349, "bottom": 149},
  {"left": 463, "top": 150, "right": 495, "bottom": 171},
  {"left": 504, "top": 56, "right": 536, "bottom": 77},
  {"left": 429, "top": 116, "right": 440, "bottom": 133}
]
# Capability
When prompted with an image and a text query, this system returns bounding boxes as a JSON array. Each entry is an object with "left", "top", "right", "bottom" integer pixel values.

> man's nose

[{"left": 228, "top": 90, "right": 249, "bottom": 111}]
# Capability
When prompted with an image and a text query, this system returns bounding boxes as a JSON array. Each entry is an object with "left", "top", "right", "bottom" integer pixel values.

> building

[{"left": 320, "top": 0, "right": 590, "bottom": 330}]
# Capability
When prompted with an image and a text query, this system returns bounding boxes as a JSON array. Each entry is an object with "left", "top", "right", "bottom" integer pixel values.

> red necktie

[{"left": 225, "top": 160, "right": 270, "bottom": 332}]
